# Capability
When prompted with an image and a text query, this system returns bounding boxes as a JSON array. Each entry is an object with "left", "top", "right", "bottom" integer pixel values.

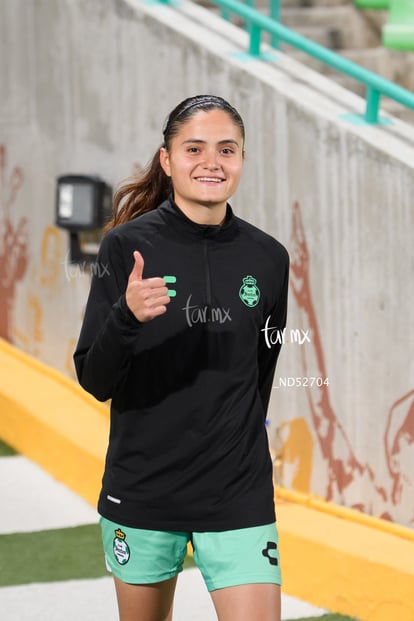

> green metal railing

[{"left": 157, "top": 0, "right": 414, "bottom": 124}]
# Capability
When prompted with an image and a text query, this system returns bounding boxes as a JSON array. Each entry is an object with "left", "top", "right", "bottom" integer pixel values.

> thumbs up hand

[{"left": 126, "top": 251, "right": 171, "bottom": 322}]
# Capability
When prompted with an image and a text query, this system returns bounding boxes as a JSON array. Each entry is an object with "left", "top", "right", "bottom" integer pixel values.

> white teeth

[{"left": 196, "top": 177, "right": 223, "bottom": 183}]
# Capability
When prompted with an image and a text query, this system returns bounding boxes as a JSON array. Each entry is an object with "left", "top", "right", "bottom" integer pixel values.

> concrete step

[
  {"left": 281, "top": 24, "right": 343, "bottom": 48},
  {"left": 324, "top": 47, "right": 413, "bottom": 91},
  {"left": 257, "top": 0, "right": 351, "bottom": 7},
  {"left": 288, "top": 46, "right": 404, "bottom": 79},
  {"left": 283, "top": 0, "right": 351, "bottom": 6},
  {"left": 195, "top": 0, "right": 352, "bottom": 7},
  {"left": 219, "top": 8, "right": 342, "bottom": 48},
  {"left": 381, "top": 99, "right": 414, "bottom": 124},
  {"left": 311, "top": 73, "right": 414, "bottom": 124},
  {"left": 327, "top": 72, "right": 367, "bottom": 96},
  {"left": 280, "top": 5, "right": 381, "bottom": 48},
  {"left": 197, "top": 0, "right": 380, "bottom": 49}
]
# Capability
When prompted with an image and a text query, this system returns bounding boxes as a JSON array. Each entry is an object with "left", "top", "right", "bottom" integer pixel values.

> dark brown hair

[{"left": 105, "top": 95, "right": 245, "bottom": 231}]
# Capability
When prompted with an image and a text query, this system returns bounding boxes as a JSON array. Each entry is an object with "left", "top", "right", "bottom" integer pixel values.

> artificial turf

[
  {"left": 0, "top": 523, "right": 197, "bottom": 587},
  {"left": 0, "top": 520, "right": 357, "bottom": 620},
  {"left": 0, "top": 524, "right": 106, "bottom": 586},
  {"left": 0, "top": 439, "right": 16, "bottom": 456}
]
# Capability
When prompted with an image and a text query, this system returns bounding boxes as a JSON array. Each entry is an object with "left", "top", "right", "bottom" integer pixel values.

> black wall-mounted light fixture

[{"left": 55, "top": 174, "right": 112, "bottom": 263}]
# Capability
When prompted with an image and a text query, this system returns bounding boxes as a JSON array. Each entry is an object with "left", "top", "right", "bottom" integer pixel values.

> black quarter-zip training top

[{"left": 74, "top": 197, "right": 289, "bottom": 532}]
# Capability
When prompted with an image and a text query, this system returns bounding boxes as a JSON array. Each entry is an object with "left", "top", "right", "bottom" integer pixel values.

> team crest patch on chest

[
  {"left": 113, "top": 528, "right": 130, "bottom": 565},
  {"left": 239, "top": 275, "right": 260, "bottom": 308}
]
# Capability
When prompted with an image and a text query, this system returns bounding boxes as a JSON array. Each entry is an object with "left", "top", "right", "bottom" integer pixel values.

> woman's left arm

[{"left": 257, "top": 251, "right": 290, "bottom": 414}]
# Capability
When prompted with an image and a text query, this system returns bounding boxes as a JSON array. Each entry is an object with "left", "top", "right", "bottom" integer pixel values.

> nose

[{"left": 203, "top": 149, "right": 220, "bottom": 170}]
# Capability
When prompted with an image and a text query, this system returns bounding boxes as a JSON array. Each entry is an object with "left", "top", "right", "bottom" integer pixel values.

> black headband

[{"left": 162, "top": 96, "right": 237, "bottom": 137}]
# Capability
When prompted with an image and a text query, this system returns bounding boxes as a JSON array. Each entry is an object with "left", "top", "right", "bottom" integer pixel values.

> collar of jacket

[{"left": 158, "top": 195, "right": 239, "bottom": 241}]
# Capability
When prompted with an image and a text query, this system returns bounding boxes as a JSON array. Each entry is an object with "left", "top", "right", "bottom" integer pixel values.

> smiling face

[{"left": 159, "top": 109, "right": 244, "bottom": 224}]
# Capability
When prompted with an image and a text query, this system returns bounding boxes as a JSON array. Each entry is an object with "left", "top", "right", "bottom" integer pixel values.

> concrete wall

[{"left": 1, "top": 0, "right": 413, "bottom": 527}]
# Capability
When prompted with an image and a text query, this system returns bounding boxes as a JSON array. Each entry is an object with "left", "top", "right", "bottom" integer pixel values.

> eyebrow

[{"left": 181, "top": 138, "right": 240, "bottom": 146}]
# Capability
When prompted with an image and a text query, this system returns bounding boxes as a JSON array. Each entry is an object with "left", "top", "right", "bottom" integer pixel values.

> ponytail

[{"left": 104, "top": 149, "right": 172, "bottom": 232}]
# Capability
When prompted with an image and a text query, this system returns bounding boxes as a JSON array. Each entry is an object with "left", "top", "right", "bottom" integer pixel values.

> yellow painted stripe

[
  {"left": 0, "top": 338, "right": 108, "bottom": 506},
  {"left": 1, "top": 338, "right": 413, "bottom": 620},
  {"left": 276, "top": 497, "right": 414, "bottom": 621},
  {"left": 276, "top": 486, "right": 414, "bottom": 543}
]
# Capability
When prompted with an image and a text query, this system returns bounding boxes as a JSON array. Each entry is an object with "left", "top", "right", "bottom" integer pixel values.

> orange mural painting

[
  {"left": 289, "top": 201, "right": 382, "bottom": 505},
  {"left": 39, "top": 226, "right": 64, "bottom": 292},
  {"left": 274, "top": 417, "right": 314, "bottom": 494},
  {"left": 0, "top": 145, "right": 28, "bottom": 342},
  {"left": 17, "top": 225, "right": 66, "bottom": 358},
  {"left": 283, "top": 201, "right": 414, "bottom": 524},
  {"left": 385, "top": 390, "right": 414, "bottom": 523},
  {"left": 27, "top": 294, "right": 44, "bottom": 352}
]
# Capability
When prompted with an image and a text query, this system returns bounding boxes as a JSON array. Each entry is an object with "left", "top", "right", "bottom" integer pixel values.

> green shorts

[{"left": 100, "top": 517, "right": 282, "bottom": 592}]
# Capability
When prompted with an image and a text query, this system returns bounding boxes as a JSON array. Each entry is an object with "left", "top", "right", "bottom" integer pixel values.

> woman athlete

[{"left": 74, "top": 95, "right": 289, "bottom": 621}]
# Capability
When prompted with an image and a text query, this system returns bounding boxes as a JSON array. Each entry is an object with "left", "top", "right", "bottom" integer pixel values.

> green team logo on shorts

[
  {"left": 113, "top": 528, "right": 130, "bottom": 565},
  {"left": 239, "top": 275, "right": 260, "bottom": 308}
]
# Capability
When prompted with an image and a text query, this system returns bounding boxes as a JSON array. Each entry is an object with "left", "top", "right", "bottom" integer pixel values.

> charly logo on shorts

[
  {"left": 113, "top": 528, "right": 130, "bottom": 565},
  {"left": 262, "top": 541, "right": 279, "bottom": 566},
  {"left": 239, "top": 275, "right": 260, "bottom": 308}
]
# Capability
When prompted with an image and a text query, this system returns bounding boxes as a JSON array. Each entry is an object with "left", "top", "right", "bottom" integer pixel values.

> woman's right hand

[{"left": 125, "top": 250, "right": 171, "bottom": 322}]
